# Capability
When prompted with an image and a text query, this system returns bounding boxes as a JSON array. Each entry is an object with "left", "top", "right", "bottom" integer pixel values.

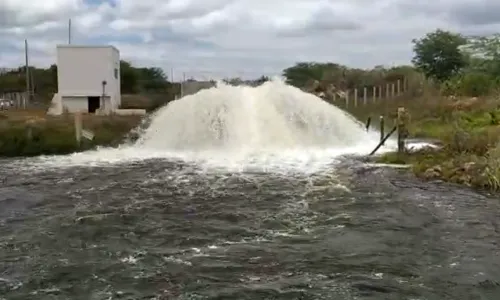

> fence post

[
  {"left": 345, "top": 91, "right": 349, "bottom": 108},
  {"left": 386, "top": 84, "right": 390, "bottom": 99},
  {"left": 379, "top": 85, "right": 383, "bottom": 99},
  {"left": 380, "top": 116, "right": 385, "bottom": 145},
  {"left": 397, "top": 79, "right": 401, "bottom": 96},
  {"left": 26, "top": 120, "right": 34, "bottom": 140},
  {"left": 397, "top": 107, "right": 408, "bottom": 154},
  {"left": 391, "top": 83, "right": 395, "bottom": 98},
  {"left": 19, "top": 93, "right": 24, "bottom": 109},
  {"left": 363, "top": 87, "right": 367, "bottom": 105},
  {"left": 372, "top": 86, "right": 376, "bottom": 103},
  {"left": 74, "top": 112, "right": 82, "bottom": 146},
  {"left": 354, "top": 89, "right": 358, "bottom": 107}
]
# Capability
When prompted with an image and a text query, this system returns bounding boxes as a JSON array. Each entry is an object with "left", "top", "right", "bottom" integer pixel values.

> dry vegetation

[
  {"left": 0, "top": 109, "right": 143, "bottom": 157},
  {"left": 339, "top": 89, "right": 500, "bottom": 191},
  {"left": 309, "top": 29, "right": 500, "bottom": 192}
]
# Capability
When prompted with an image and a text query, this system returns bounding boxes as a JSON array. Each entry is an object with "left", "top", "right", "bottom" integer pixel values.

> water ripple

[{"left": 0, "top": 158, "right": 499, "bottom": 299}]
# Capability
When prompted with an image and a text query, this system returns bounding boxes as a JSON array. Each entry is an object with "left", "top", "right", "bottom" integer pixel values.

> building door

[{"left": 88, "top": 96, "right": 100, "bottom": 113}]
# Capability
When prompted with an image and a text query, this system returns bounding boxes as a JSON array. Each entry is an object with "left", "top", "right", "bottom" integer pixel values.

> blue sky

[{"left": 1, "top": 0, "right": 500, "bottom": 80}]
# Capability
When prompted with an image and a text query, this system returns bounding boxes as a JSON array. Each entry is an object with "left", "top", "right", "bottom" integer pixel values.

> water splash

[
  {"left": 7, "top": 79, "right": 398, "bottom": 170},
  {"left": 135, "top": 79, "right": 381, "bottom": 153}
]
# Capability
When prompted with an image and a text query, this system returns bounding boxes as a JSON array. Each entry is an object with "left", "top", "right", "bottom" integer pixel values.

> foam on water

[
  {"left": 11, "top": 79, "right": 401, "bottom": 171},
  {"left": 135, "top": 79, "right": 381, "bottom": 153}
]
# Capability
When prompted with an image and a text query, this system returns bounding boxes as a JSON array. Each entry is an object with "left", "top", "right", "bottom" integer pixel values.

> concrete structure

[
  {"left": 182, "top": 81, "right": 216, "bottom": 97},
  {"left": 48, "top": 45, "right": 121, "bottom": 115}
]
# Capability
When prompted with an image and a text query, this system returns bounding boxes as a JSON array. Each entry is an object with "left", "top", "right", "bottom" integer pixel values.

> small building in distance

[
  {"left": 48, "top": 45, "right": 121, "bottom": 115},
  {"left": 182, "top": 80, "right": 216, "bottom": 97}
]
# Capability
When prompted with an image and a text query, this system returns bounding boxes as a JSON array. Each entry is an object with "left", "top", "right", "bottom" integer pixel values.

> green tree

[
  {"left": 137, "top": 67, "right": 168, "bottom": 92},
  {"left": 120, "top": 60, "right": 139, "bottom": 93},
  {"left": 138, "top": 67, "right": 167, "bottom": 81},
  {"left": 0, "top": 60, "right": 179, "bottom": 100},
  {"left": 281, "top": 62, "right": 416, "bottom": 93},
  {"left": 224, "top": 77, "right": 243, "bottom": 85},
  {"left": 412, "top": 29, "right": 468, "bottom": 82},
  {"left": 282, "top": 62, "right": 342, "bottom": 87},
  {"left": 255, "top": 75, "right": 270, "bottom": 85},
  {"left": 32, "top": 66, "right": 57, "bottom": 95},
  {"left": 463, "top": 34, "right": 500, "bottom": 77}
]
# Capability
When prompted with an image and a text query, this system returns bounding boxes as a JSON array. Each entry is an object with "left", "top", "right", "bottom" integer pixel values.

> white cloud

[
  {"left": 0, "top": 0, "right": 82, "bottom": 27},
  {"left": 1, "top": 0, "right": 500, "bottom": 80}
]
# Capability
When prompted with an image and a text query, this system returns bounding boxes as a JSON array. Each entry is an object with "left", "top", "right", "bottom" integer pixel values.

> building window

[{"left": 114, "top": 68, "right": 118, "bottom": 79}]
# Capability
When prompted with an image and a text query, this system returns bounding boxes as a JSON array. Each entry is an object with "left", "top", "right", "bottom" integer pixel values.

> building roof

[{"left": 56, "top": 44, "right": 119, "bottom": 53}]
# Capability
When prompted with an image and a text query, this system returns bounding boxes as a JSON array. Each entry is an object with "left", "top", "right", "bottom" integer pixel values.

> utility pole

[
  {"left": 68, "top": 19, "right": 72, "bottom": 44},
  {"left": 24, "top": 39, "right": 30, "bottom": 108},
  {"left": 101, "top": 80, "right": 107, "bottom": 113},
  {"left": 180, "top": 72, "right": 186, "bottom": 97},
  {"left": 30, "top": 67, "right": 34, "bottom": 99}
]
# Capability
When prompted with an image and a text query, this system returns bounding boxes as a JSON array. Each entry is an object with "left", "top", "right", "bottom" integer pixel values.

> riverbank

[
  {"left": 342, "top": 94, "right": 500, "bottom": 191},
  {"left": 0, "top": 110, "right": 143, "bottom": 157}
]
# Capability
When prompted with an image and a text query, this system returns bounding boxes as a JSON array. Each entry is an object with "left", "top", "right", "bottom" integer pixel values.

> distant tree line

[
  {"left": 0, "top": 60, "right": 274, "bottom": 102},
  {"left": 0, "top": 61, "right": 180, "bottom": 101},
  {"left": 281, "top": 29, "right": 500, "bottom": 98},
  {"left": 281, "top": 62, "right": 418, "bottom": 93}
]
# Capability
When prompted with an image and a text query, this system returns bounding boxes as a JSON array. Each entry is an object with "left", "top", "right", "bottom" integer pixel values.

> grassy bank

[
  {"left": 337, "top": 93, "right": 500, "bottom": 191},
  {"left": 0, "top": 110, "right": 143, "bottom": 157}
]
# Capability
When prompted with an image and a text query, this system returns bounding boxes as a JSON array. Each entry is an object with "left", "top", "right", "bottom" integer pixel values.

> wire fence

[
  {"left": 0, "top": 91, "right": 29, "bottom": 109},
  {"left": 330, "top": 78, "right": 409, "bottom": 109}
]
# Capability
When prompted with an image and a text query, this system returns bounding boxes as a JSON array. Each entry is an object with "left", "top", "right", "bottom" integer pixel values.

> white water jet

[
  {"left": 135, "top": 79, "right": 381, "bottom": 154},
  {"left": 11, "top": 79, "right": 399, "bottom": 171}
]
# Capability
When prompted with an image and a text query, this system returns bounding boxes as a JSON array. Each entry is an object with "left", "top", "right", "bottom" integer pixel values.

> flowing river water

[
  {"left": 1, "top": 80, "right": 499, "bottom": 299},
  {"left": 1, "top": 156, "right": 499, "bottom": 300}
]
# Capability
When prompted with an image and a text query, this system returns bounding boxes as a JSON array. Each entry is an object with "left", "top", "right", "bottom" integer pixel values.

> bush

[
  {"left": 483, "top": 145, "right": 500, "bottom": 190},
  {"left": 377, "top": 125, "right": 500, "bottom": 191},
  {"left": 365, "top": 89, "right": 500, "bottom": 192},
  {"left": 441, "top": 72, "right": 495, "bottom": 97}
]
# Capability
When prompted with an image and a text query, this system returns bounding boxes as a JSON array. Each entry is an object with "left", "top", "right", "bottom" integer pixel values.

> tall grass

[
  {"left": 0, "top": 110, "right": 143, "bottom": 157},
  {"left": 340, "top": 80, "right": 500, "bottom": 191}
]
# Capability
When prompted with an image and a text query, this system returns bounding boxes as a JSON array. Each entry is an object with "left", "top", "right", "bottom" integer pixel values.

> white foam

[
  {"left": 407, "top": 142, "right": 440, "bottom": 151},
  {"left": 10, "top": 79, "right": 401, "bottom": 171},
  {"left": 136, "top": 79, "right": 382, "bottom": 152}
]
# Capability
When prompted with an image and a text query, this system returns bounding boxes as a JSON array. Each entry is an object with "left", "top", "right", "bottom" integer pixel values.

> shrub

[
  {"left": 442, "top": 72, "right": 495, "bottom": 97},
  {"left": 482, "top": 144, "right": 500, "bottom": 190}
]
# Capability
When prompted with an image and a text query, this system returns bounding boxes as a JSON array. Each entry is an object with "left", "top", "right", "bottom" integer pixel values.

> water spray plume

[
  {"left": 16, "top": 79, "right": 395, "bottom": 170},
  {"left": 135, "top": 78, "right": 378, "bottom": 154}
]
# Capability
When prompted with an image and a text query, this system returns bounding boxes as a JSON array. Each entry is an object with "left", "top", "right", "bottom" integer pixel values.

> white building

[{"left": 48, "top": 45, "right": 121, "bottom": 115}]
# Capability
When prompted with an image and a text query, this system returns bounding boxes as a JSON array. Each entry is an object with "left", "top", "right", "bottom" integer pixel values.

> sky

[{"left": 1, "top": 0, "right": 500, "bottom": 80}]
